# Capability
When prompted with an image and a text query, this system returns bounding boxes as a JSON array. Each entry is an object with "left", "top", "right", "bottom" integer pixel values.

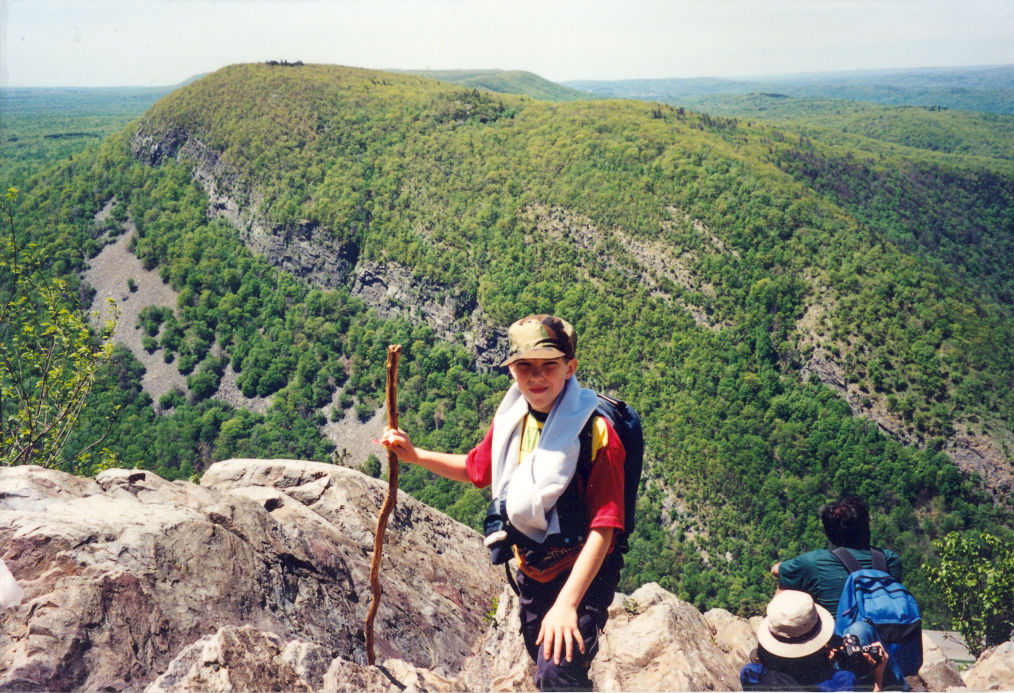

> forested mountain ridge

[
  {"left": 395, "top": 68, "right": 589, "bottom": 101},
  {"left": 656, "top": 95, "right": 1014, "bottom": 162},
  {"left": 565, "top": 64, "right": 1014, "bottom": 115},
  {"left": 10, "top": 62, "right": 1013, "bottom": 621}
]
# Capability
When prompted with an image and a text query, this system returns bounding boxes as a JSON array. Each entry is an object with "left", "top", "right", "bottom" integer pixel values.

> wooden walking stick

[{"left": 365, "top": 344, "right": 401, "bottom": 666}]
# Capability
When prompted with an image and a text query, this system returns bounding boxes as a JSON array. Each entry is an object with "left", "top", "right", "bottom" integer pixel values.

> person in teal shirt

[{"left": 771, "top": 496, "right": 902, "bottom": 616}]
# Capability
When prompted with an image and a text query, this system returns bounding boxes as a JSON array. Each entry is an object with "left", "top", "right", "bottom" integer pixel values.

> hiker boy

[
  {"left": 381, "top": 314, "right": 626, "bottom": 691},
  {"left": 771, "top": 495, "right": 903, "bottom": 615}
]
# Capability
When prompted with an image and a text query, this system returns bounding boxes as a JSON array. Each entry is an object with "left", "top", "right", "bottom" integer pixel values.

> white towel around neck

[{"left": 490, "top": 376, "right": 600, "bottom": 543}]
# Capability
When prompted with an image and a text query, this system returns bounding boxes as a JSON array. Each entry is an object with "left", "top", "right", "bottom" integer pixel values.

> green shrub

[
  {"left": 923, "top": 531, "right": 1014, "bottom": 656},
  {"left": 361, "top": 454, "right": 381, "bottom": 478}
]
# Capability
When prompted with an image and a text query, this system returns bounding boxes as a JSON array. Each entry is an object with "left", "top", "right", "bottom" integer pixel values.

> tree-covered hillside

[
  {"left": 397, "top": 69, "right": 589, "bottom": 101},
  {"left": 6, "top": 63, "right": 1013, "bottom": 624},
  {"left": 660, "top": 95, "right": 1014, "bottom": 162}
]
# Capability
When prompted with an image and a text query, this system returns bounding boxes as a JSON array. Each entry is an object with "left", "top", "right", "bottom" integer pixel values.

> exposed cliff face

[
  {"left": 1, "top": 461, "right": 1004, "bottom": 693},
  {"left": 129, "top": 129, "right": 507, "bottom": 370},
  {"left": 132, "top": 128, "right": 358, "bottom": 290},
  {"left": 350, "top": 260, "right": 506, "bottom": 370}
]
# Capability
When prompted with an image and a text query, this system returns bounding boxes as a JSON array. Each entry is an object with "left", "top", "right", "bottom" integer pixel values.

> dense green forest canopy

[
  {"left": 4, "top": 63, "right": 1012, "bottom": 625},
  {"left": 659, "top": 95, "right": 1014, "bottom": 162},
  {"left": 0, "top": 87, "right": 172, "bottom": 189}
]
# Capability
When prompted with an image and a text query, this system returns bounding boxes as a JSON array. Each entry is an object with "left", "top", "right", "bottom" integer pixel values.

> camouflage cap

[{"left": 501, "top": 314, "right": 577, "bottom": 367}]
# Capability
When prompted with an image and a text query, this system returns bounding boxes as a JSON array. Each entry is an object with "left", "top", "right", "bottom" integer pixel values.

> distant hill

[
  {"left": 10, "top": 63, "right": 1013, "bottom": 624},
  {"left": 666, "top": 94, "right": 1014, "bottom": 162},
  {"left": 398, "top": 68, "right": 591, "bottom": 101},
  {"left": 565, "top": 64, "right": 1014, "bottom": 115}
]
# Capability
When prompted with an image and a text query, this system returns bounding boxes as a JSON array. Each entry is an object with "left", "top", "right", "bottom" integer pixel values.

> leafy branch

[
  {"left": 1, "top": 187, "right": 119, "bottom": 470},
  {"left": 923, "top": 531, "right": 1014, "bottom": 657}
]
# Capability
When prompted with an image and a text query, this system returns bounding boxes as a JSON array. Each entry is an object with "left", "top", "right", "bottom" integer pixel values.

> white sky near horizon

[{"left": 1, "top": 0, "right": 1013, "bottom": 88}]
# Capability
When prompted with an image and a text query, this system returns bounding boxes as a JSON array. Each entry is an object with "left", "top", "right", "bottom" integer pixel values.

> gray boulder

[{"left": 0, "top": 461, "right": 500, "bottom": 691}]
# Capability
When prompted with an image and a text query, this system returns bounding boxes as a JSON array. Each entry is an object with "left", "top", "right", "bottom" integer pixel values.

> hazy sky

[{"left": 2, "top": 0, "right": 1013, "bottom": 87}]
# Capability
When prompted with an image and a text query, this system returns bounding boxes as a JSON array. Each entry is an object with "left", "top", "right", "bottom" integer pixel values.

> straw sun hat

[{"left": 756, "top": 590, "right": 836, "bottom": 658}]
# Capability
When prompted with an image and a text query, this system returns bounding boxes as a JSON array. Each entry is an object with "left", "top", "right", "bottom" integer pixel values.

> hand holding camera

[
  {"left": 834, "top": 634, "right": 883, "bottom": 669},
  {"left": 832, "top": 635, "right": 891, "bottom": 691}
]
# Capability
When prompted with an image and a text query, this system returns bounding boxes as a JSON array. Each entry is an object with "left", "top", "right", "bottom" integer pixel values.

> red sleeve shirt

[{"left": 465, "top": 423, "right": 495, "bottom": 489}]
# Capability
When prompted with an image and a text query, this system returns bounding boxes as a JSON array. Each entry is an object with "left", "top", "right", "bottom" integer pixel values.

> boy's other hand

[
  {"left": 536, "top": 603, "right": 585, "bottom": 665},
  {"left": 379, "top": 427, "right": 419, "bottom": 464}
]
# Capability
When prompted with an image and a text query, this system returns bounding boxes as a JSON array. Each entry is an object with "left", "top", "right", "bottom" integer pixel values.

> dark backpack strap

[
  {"left": 576, "top": 412, "right": 596, "bottom": 477},
  {"left": 504, "top": 562, "right": 520, "bottom": 596},
  {"left": 832, "top": 546, "right": 888, "bottom": 573},
  {"left": 831, "top": 546, "right": 862, "bottom": 574}
]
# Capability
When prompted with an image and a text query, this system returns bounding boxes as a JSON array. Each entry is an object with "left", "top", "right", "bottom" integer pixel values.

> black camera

[
  {"left": 483, "top": 492, "right": 543, "bottom": 564},
  {"left": 483, "top": 495, "right": 515, "bottom": 565},
  {"left": 834, "top": 634, "right": 883, "bottom": 670}
]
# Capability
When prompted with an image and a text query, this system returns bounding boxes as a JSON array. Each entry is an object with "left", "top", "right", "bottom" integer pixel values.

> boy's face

[{"left": 508, "top": 357, "right": 577, "bottom": 414}]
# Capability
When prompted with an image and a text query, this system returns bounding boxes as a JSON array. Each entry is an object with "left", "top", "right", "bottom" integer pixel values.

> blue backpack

[{"left": 833, "top": 548, "right": 923, "bottom": 683}]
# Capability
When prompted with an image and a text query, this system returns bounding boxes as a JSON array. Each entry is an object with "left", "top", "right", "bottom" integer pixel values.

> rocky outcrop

[
  {"left": 944, "top": 432, "right": 1014, "bottom": 502},
  {"left": 961, "top": 641, "right": 1014, "bottom": 691},
  {"left": 590, "top": 584, "right": 745, "bottom": 692},
  {"left": 146, "top": 625, "right": 327, "bottom": 692},
  {"left": 131, "top": 127, "right": 190, "bottom": 169},
  {"left": 351, "top": 260, "right": 506, "bottom": 369},
  {"left": 417, "top": 581, "right": 753, "bottom": 692},
  {"left": 919, "top": 645, "right": 968, "bottom": 691},
  {"left": 0, "top": 460, "right": 500, "bottom": 691},
  {"left": 799, "top": 343, "right": 1014, "bottom": 503},
  {"left": 524, "top": 204, "right": 724, "bottom": 330},
  {"left": 4, "top": 460, "right": 1005, "bottom": 692},
  {"left": 129, "top": 128, "right": 507, "bottom": 369},
  {"left": 132, "top": 129, "right": 358, "bottom": 291}
]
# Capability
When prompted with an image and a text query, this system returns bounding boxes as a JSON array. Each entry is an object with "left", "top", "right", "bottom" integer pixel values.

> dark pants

[{"left": 516, "top": 553, "right": 623, "bottom": 692}]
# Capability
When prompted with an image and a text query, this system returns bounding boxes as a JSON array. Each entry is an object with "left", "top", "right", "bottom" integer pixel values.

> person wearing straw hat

[{"left": 741, "top": 590, "right": 890, "bottom": 691}]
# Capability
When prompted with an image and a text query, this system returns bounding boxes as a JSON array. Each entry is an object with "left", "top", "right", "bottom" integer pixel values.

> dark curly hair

[{"left": 820, "top": 495, "right": 871, "bottom": 549}]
